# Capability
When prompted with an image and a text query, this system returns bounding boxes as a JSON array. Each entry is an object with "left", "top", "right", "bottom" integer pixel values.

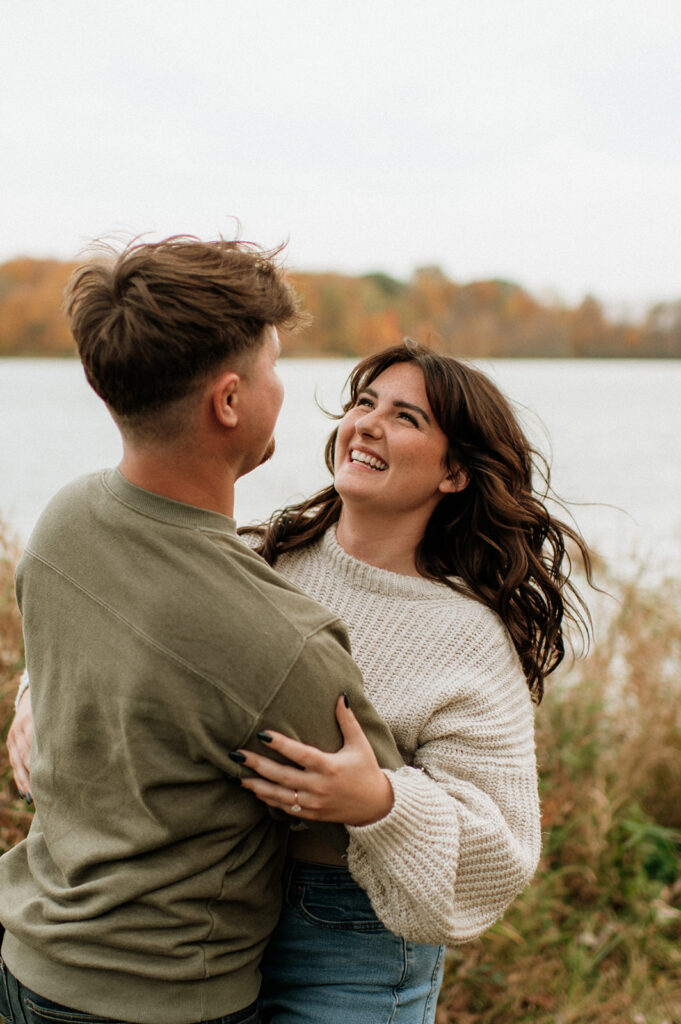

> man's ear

[
  {"left": 211, "top": 372, "right": 241, "bottom": 428},
  {"left": 439, "top": 466, "right": 470, "bottom": 495}
]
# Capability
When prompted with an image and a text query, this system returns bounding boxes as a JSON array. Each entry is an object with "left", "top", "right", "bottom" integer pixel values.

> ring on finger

[{"left": 290, "top": 790, "right": 302, "bottom": 814}]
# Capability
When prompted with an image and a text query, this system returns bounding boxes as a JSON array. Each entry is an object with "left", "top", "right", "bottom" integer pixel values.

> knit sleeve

[{"left": 345, "top": 621, "right": 541, "bottom": 946}]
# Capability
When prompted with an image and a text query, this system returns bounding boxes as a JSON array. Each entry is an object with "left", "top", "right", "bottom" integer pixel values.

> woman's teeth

[{"left": 350, "top": 449, "right": 387, "bottom": 471}]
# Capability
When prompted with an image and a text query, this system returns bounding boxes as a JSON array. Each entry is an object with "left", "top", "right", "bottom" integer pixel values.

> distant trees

[
  {"left": 641, "top": 301, "right": 681, "bottom": 357},
  {"left": 0, "top": 259, "right": 77, "bottom": 355},
  {"left": 285, "top": 268, "right": 681, "bottom": 358},
  {"left": 0, "top": 257, "right": 679, "bottom": 358}
]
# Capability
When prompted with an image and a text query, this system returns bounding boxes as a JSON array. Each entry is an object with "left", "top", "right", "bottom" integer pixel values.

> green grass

[{"left": 1, "top": 526, "right": 680, "bottom": 1022}]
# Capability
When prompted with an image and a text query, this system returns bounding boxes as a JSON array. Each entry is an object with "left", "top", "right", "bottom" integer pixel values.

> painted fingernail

[
  {"left": 228, "top": 751, "right": 247, "bottom": 764},
  {"left": 343, "top": 691, "right": 350, "bottom": 708},
  {"left": 26, "top": 794, "right": 33, "bottom": 805},
  {"left": 257, "top": 731, "right": 273, "bottom": 743},
  {"left": 17, "top": 790, "right": 24, "bottom": 799}
]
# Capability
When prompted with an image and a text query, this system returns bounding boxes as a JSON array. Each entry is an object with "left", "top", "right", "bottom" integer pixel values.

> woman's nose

[{"left": 355, "top": 410, "right": 382, "bottom": 436}]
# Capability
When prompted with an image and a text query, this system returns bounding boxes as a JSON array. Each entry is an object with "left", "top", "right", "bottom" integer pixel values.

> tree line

[{"left": 1, "top": 257, "right": 680, "bottom": 358}]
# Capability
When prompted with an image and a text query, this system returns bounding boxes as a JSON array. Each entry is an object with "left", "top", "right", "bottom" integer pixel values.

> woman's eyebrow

[
  {"left": 394, "top": 400, "right": 431, "bottom": 424},
  {"left": 359, "top": 387, "right": 430, "bottom": 424}
]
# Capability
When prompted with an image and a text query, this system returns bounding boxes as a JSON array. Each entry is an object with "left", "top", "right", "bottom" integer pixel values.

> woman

[
  {"left": 230, "top": 339, "right": 591, "bottom": 1022},
  {"left": 10, "top": 340, "right": 591, "bottom": 1023}
]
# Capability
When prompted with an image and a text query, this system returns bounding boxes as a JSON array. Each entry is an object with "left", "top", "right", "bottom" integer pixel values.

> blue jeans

[
  {"left": 0, "top": 957, "right": 260, "bottom": 1024},
  {"left": 260, "top": 861, "right": 445, "bottom": 1024}
]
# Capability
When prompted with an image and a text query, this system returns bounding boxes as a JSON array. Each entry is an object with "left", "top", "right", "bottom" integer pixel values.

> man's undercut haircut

[{"left": 64, "top": 235, "right": 306, "bottom": 432}]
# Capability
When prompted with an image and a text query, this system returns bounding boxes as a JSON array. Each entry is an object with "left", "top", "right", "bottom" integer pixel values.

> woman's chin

[{"left": 336, "top": 490, "right": 393, "bottom": 520}]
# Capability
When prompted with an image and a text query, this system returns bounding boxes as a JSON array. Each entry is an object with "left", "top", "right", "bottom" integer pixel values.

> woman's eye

[
  {"left": 356, "top": 396, "right": 374, "bottom": 408},
  {"left": 398, "top": 411, "right": 418, "bottom": 426}
]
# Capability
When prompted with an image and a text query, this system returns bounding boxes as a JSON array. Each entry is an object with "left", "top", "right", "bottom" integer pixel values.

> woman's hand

[
  {"left": 8, "top": 687, "right": 33, "bottom": 802},
  {"left": 235, "top": 695, "right": 395, "bottom": 826}
]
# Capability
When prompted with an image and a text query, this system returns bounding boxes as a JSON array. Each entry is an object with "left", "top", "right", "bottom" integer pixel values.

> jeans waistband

[{"left": 284, "top": 858, "right": 353, "bottom": 888}]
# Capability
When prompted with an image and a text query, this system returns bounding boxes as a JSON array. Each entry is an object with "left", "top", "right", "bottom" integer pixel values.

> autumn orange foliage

[
  {"left": 1, "top": 258, "right": 679, "bottom": 358},
  {"left": 0, "top": 259, "right": 78, "bottom": 355}
]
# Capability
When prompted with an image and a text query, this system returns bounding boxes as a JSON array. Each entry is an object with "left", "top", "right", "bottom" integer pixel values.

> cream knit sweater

[{"left": 274, "top": 526, "right": 542, "bottom": 946}]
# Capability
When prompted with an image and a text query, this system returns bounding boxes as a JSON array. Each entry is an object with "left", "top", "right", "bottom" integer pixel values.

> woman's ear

[
  {"left": 212, "top": 372, "right": 240, "bottom": 428},
  {"left": 439, "top": 466, "right": 469, "bottom": 494}
]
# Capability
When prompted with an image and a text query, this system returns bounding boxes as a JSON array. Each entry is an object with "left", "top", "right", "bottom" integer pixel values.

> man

[{"left": 0, "top": 237, "right": 401, "bottom": 1024}]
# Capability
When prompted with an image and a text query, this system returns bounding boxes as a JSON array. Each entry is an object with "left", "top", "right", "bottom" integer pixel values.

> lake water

[{"left": 1, "top": 358, "right": 680, "bottom": 576}]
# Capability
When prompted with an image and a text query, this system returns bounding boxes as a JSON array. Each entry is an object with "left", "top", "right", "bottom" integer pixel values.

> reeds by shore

[
  {"left": 1, "top": 525, "right": 679, "bottom": 1022},
  {"left": 437, "top": 564, "right": 681, "bottom": 1023},
  {"left": 0, "top": 522, "right": 32, "bottom": 848}
]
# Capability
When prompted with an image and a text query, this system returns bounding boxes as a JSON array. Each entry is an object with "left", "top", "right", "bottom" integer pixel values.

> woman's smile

[{"left": 348, "top": 446, "right": 388, "bottom": 472}]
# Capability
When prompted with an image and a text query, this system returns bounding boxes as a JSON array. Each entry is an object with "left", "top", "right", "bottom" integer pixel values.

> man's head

[{"left": 64, "top": 236, "right": 305, "bottom": 444}]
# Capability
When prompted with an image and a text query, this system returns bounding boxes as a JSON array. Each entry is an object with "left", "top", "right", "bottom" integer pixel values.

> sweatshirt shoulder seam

[{"left": 22, "top": 548, "right": 279, "bottom": 719}]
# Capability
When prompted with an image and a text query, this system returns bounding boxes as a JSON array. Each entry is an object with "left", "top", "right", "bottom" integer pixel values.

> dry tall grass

[
  {"left": 0, "top": 521, "right": 32, "bottom": 847},
  {"left": 0, "top": 524, "right": 679, "bottom": 1022},
  {"left": 437, "top": 565, "right": 681, "bottom": 1024}
]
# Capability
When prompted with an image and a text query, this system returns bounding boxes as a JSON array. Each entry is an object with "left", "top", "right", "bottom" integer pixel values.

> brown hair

[
  {"left": 64, "top": 235, "right": 306, "bottom": 433},
  {"left": 243, "top": 340, "right": 592, "bottom": 702}
]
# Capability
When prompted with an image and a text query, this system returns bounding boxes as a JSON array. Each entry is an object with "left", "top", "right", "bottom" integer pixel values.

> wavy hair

[{"left": 243, "top": 340, "right": 592, "bottom": 702}]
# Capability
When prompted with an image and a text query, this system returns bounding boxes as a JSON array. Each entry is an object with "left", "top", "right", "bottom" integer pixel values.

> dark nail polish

[
  {"left": 18, "top": 790, "right": 24, "bottom": 799},
  {"left": 343, "top": 691, "right": 350, "bottom": 708},
  {"left": 228, "top": 751, "right": 247, "bottom": 764},
  {"left": 257, "top": 731, "right": 273, "bottom": 743},
  {"left": 26, "top": 794, "right": 33, "bottom": 805}
]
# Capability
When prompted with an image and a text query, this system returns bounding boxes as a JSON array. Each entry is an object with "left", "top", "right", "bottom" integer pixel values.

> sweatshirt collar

[{"left": 103, "top": 468, "right": 237, "bottom": 535}]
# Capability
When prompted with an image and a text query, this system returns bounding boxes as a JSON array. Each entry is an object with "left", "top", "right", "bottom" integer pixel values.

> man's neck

[{"left": 119, "top": 447, "right": 236, "bottom": 518}]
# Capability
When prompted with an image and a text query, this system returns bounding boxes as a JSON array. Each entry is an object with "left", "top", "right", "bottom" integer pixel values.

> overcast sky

[{"left": 2, "top": 1, "right": 680, "bottom": 311}]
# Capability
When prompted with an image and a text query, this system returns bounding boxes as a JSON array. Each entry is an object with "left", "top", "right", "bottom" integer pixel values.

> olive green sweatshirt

[{"left": 0, "top": 469, "right": 402, "bottom": 1024}]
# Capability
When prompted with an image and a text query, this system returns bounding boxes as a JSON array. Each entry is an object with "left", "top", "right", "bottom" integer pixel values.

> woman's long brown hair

[{"left": 242, "top": 340, "right": 593, "bottom": 703}]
